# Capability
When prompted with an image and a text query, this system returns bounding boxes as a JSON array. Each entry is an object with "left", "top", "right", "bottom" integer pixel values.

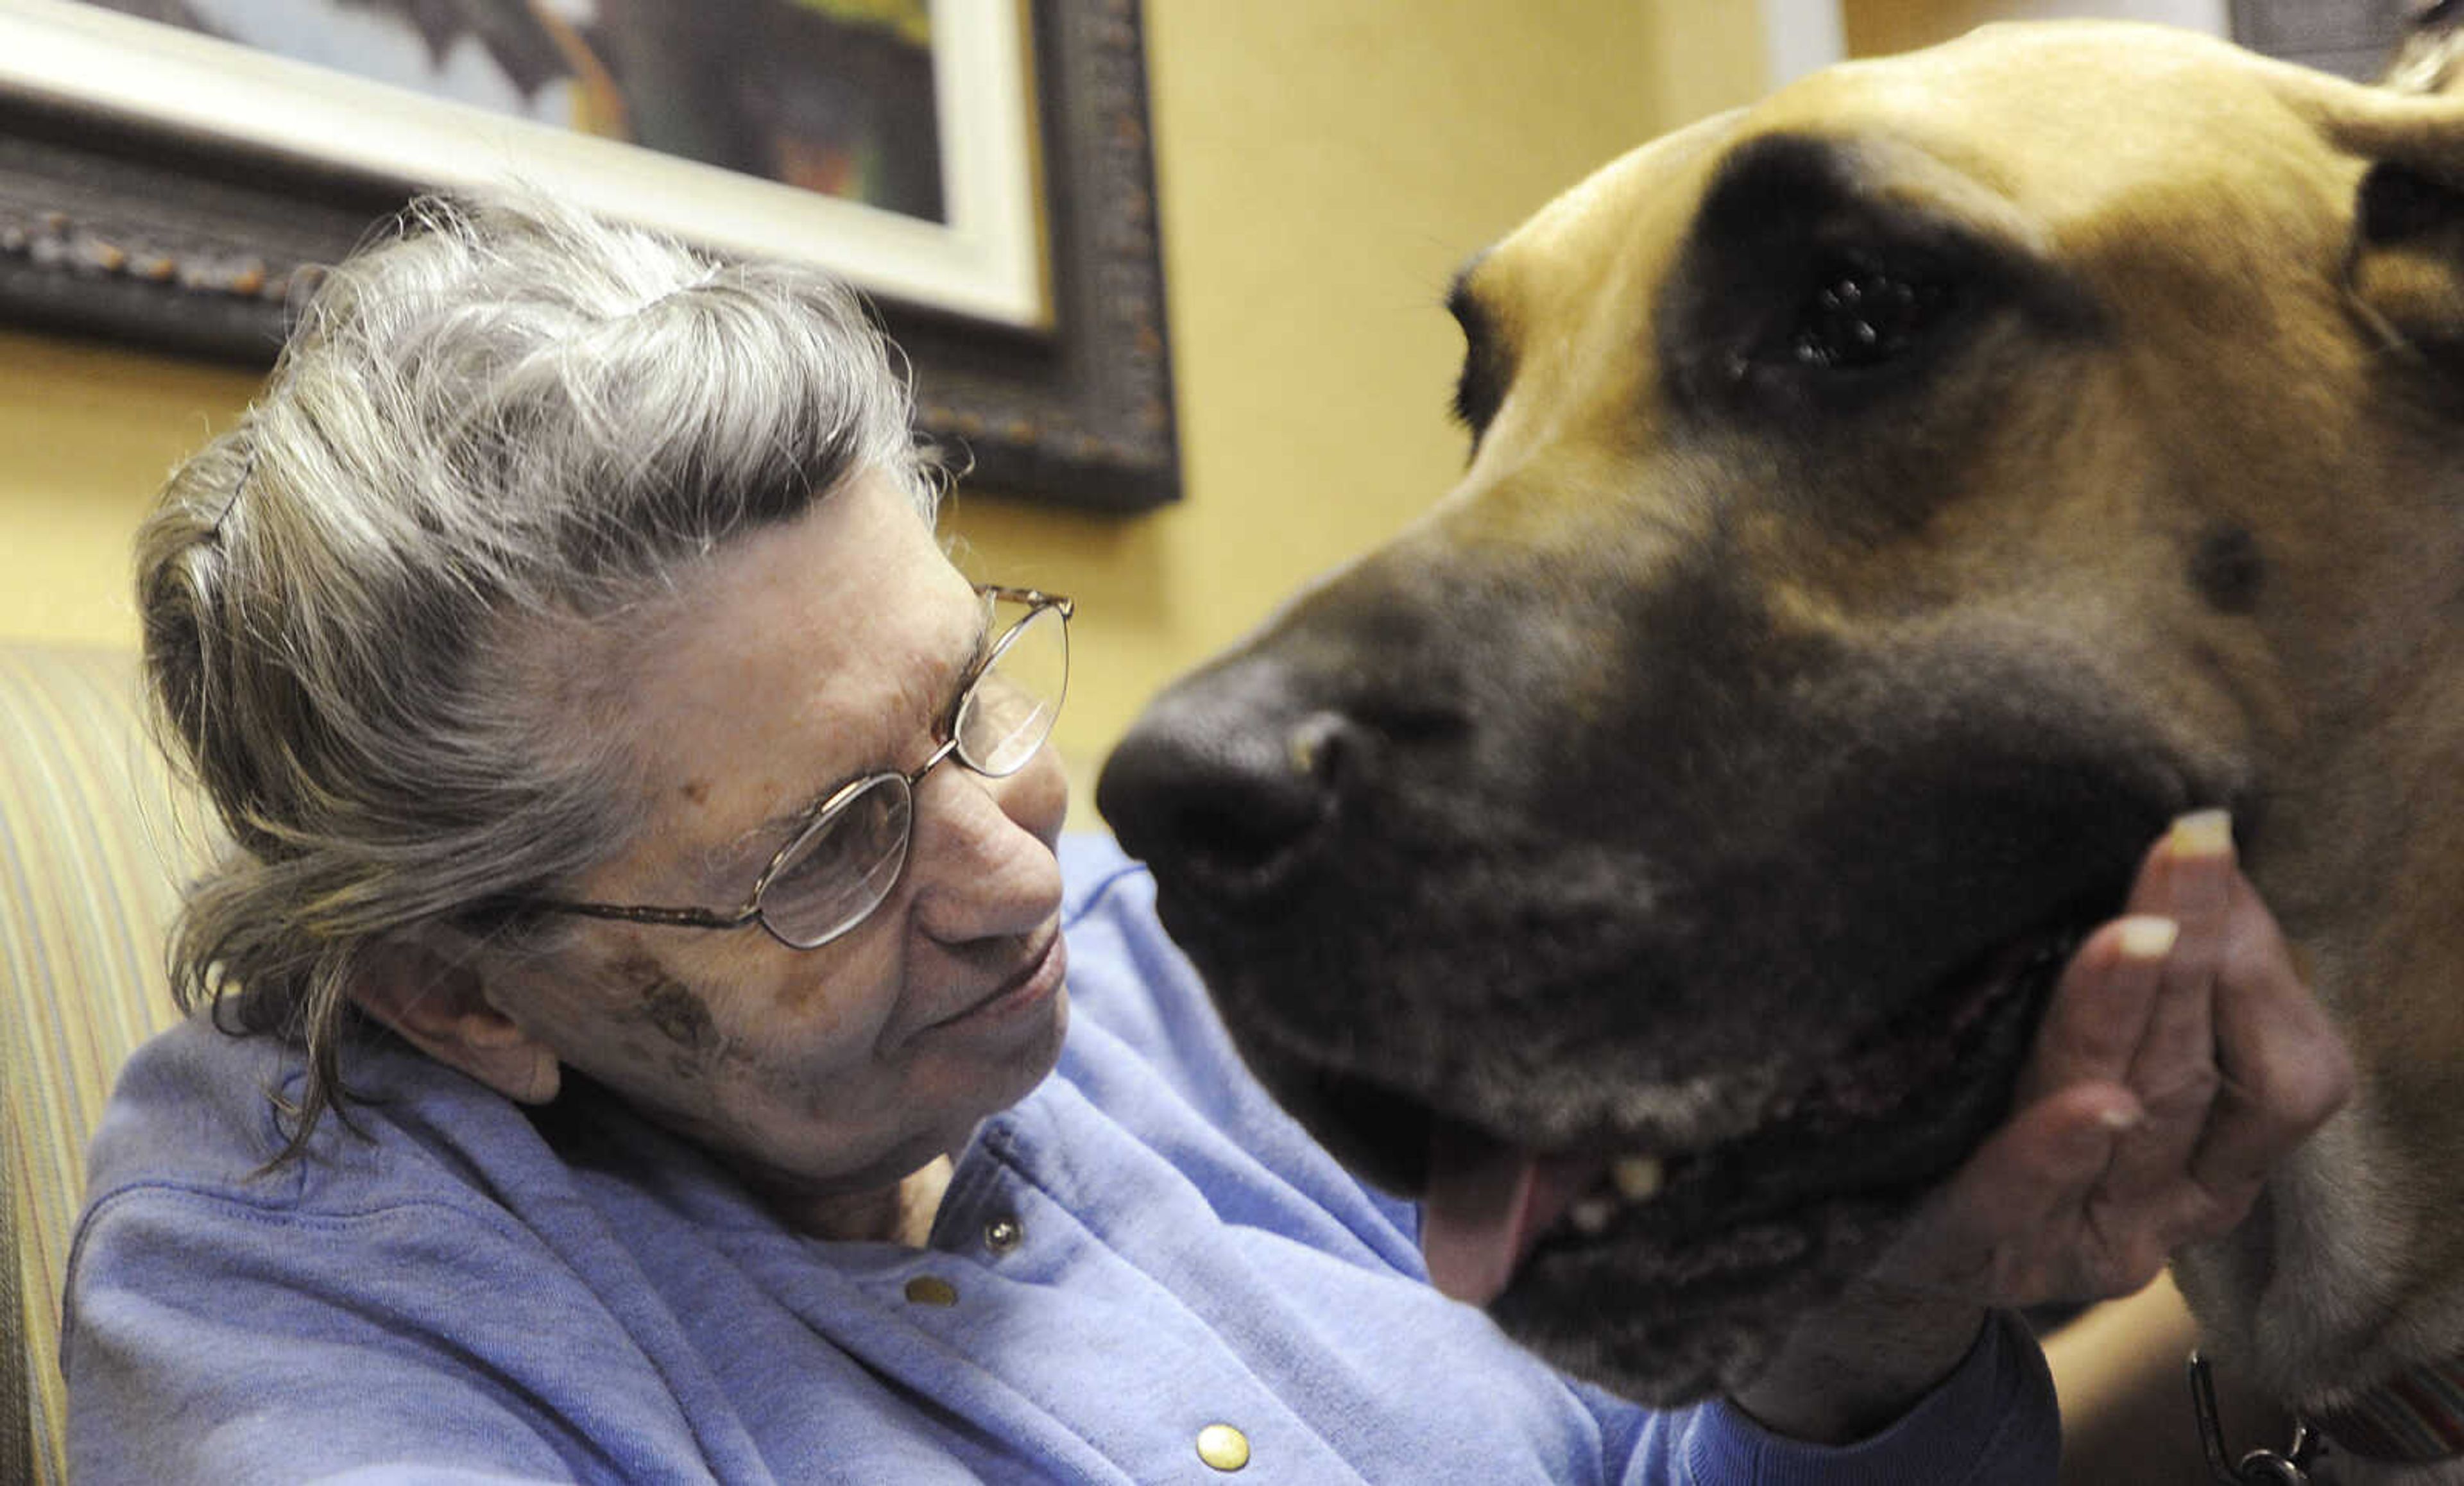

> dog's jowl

[{"left": 1099, "top": 18, "right": 2464, "bottom": 1462}]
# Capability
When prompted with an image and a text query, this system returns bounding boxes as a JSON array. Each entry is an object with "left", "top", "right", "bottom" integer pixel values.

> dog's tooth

[
  {"left": 1569, "top": 1197, "right": 1616, "bottom": 1236},
  {"left": 1611, "top": 1154, "right": 1665, "bottom": 1202}
]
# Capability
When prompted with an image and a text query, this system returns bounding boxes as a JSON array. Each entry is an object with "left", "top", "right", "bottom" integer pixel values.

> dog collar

[
  {"left": 2307, "top": 1354, "right": 2464, "bottom": 1464},
  {"left": 2191, "top": 1351, "right": 2324, "bottom": 1482}
]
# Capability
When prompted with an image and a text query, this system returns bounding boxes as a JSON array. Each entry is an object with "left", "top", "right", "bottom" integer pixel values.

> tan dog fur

[
  {"left": 1488, "top": 28, "right": 2464, "bottom": 1480},
  {"left": 1106, "top": 22, "right": 2464, "bottom": 1480}
]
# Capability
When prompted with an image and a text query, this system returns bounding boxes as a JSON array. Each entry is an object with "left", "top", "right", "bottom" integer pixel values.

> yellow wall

[
  {"left": 1840, "top": 0, "right": 2229, "bottom": 59},
  {"left": 0, "top": 2, "right": 1772, "bottom": 821},
  {"left": 1843, "top": 0, "right": 2006, "bottom": 56},
  {"left": 0, "top": 332, "right": 259, "bottom": 644}
]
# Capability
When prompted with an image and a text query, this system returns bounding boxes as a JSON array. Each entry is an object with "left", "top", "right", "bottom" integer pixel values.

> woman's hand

[
  {"left": 1884, "top": 808, "right": 2352, "bottom": 1306},
  {"left": 1731, "top": 810, "right": 2355, "bottom": 1442}
]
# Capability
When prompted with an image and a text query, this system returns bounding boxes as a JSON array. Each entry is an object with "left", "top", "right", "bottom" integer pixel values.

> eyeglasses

[{"left": 514, "top": 585, "right": 1072, "bottom": 950}]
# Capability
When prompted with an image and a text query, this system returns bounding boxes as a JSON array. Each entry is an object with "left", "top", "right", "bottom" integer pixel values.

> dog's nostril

[{"left": 1285, "top": 711, "right": 1360, "bottom": 790}]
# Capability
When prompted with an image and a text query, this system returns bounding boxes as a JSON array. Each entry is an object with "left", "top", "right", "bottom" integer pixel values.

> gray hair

[{"left": 135, "top": 192, "right": 941, "bottom": 1158}]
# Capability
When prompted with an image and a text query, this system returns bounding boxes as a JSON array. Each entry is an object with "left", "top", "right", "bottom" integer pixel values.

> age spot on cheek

[
  {"left": 612, "top": 951, "right": 722, "bottom": 1062},
  {"left": 642, "top": 980, "right": 719, "bottom": 1054}
]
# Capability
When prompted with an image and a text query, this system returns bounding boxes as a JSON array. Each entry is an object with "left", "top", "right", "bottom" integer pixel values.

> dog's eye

[{"left": 1788, "top": 260, "right": 1955, "bottom": 370}]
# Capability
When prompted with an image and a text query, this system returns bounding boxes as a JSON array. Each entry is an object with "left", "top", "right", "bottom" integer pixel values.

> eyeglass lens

[
  {"left": 955, "top": 601, "right": 1068, "bottom": 776},
  {"left": 757, "top": 599, "right": 1068, "bottom": 948}
]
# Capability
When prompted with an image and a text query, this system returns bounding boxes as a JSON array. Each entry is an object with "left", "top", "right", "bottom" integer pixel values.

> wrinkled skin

[{"left": 1099, "top": 22, "right": 2464, "bottom": 1422}]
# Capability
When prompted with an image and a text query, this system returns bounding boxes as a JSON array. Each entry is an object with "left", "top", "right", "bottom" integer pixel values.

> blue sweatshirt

[{"left": 65, "top": 835, "right": 2055, "bottom": 1483}]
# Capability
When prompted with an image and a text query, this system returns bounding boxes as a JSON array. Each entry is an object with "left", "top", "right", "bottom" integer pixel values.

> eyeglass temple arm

[{"left": 524, "top": 899, "right": 763, "bottom": 932}]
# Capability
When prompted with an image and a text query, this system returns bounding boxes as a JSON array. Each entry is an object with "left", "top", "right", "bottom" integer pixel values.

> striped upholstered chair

[{"left": 0, "top": 645, "right": 205, "bottom": 1486}]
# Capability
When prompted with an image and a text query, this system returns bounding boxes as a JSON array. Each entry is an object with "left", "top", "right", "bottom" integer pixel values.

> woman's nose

[{"left": 905, "top": 744, "right": 1068, "bottom": 944}]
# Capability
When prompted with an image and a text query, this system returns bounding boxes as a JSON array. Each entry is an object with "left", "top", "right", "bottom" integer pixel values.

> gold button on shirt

[
  {"left": 902, "top": 1276, "right": 958, "bottom": 1307},
  {"left": 1195, "top": 1422, "right": 1250, "bottom": 1472}
]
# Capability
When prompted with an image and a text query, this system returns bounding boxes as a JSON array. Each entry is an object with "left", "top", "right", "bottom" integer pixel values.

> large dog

[{"left": 1097, "top": 20, "right": 2464, "bottom": 1481}]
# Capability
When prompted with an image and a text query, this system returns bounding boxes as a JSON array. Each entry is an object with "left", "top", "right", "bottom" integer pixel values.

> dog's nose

[{"left": 1097, "top": 665, "right": 1365, "bottom": 896}]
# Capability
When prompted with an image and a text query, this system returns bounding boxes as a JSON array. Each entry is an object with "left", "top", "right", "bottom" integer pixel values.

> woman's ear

[{"left": 348, "top": 935, "right": 562, "bottom": 1105}]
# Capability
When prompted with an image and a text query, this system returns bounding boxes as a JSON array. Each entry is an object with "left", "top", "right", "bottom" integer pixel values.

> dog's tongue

[{"left": 1421, "top": 1130, "right": 1601, "bottom": 1305}]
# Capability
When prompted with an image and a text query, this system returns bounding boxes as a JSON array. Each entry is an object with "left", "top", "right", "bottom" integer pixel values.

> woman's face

[{"left": 493, "top": 470, "right": 1071, "bottom": 1205}]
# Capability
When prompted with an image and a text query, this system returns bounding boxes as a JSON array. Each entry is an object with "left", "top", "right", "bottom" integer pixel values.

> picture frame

[{"left": 0, "top": 0, "right": 1179, "bottom": 511}]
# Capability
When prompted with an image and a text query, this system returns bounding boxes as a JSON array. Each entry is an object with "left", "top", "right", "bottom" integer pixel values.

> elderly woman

[{"left": 65, "top": 195, "right": 2346, "bottom": 1483}]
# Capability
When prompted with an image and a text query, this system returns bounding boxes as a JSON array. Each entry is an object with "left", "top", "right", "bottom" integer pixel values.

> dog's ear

[
  {"left": 2319, "top": 18, "right": 2464, "bottom": 366},
  {"left": 2386, "top": 3, "right": 2464, "bottom": 99},
  {"left": 2347, "top": 159, "right": 2464, "bottom": 364}
]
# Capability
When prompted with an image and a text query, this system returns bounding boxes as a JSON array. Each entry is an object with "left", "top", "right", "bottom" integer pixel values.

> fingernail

[
  {"left": 2098, "top": 1104, "right": 2148, "bottom": 1132},
  {"left": 2169, "top": 809, "right": 2234, "bottom": 859},
  {"left": 2116, "top": 915, "right": 2180, "bottom": 961}
]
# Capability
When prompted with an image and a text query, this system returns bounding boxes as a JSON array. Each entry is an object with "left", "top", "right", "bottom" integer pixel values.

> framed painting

[{"left": 0, "top": 0, "right": 1179, "bottom": 510}]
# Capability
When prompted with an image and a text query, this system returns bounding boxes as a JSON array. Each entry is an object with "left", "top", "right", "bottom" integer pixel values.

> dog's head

[{"left": 1099, "top": 22, "right": 2464, "bottom": 1403}]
